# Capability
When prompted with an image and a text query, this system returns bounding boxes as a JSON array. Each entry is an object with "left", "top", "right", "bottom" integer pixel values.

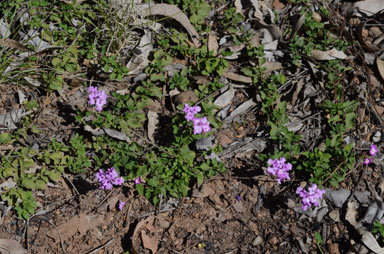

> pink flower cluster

[
  {"left": 95, "top": 167, "right": 124, "bottom": 190},
  {"left": 364, "top": 144, "right": 379, "bottom": 165},
  {"left": 296, "top": 184, "right": 326, "bottom": 211},
  {"left": 88, "top": 86, "right": 107, "bottom": 111},
  {"left": 266, "top": 157, "right": 326, "bottom": 211},
  {"left": 183, "top": 104, "right": 211, "bottom": 135},
  {"left": 267, "top": 157, "right": 292, "bottom": 184}
]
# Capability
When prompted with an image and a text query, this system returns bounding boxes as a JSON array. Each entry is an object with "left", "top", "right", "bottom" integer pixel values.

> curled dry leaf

[
  {"left": 309, "top": 48, "right": 347, "bottom": 61},
  {"left": 357, "top": 19, "right": 382, "bottom": 53},
  {"left": 143, "top": 4, "right": 201, "bottom": 48},
  {"left": 0, "top": 239, "right": 28, "bottom": 254},
  {"left": 291, "top": 12, "right": 307, "bottom": 38},
  {"left": 376, "top": 58, "right": 384, "bottom": 80},
  {"left": 127, "top": 29, "right": 153, "bottom": 75},
  {"left": 0, "top": 108, "right": 27, "bottom": 129},
  {"left": 84, "top": 125, "right": 131, "bottom": 143}
]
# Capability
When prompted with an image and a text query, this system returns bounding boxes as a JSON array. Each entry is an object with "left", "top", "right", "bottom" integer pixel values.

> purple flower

[
  {"left": 370, "top": 144, "right": 378, "bottom": 157},
  {"left": 192, "top": 117, "right": 211, "bottom": 135},
  {"left": 364, "top": 157, "right": 372, "bottom": 165},
  {"left": 118, "top": 200, "right": 126, "bottom": 211},
  {"left": 88, "top": 86, "right": 107, "bottom": 111},
  {"left": 267, "top": 157, "right": 292, "bottom": 184},
  {"left": 183, "top": 104, "right": 201, "bottom": 121},
  {"left": 296, "top": 184, "right": 326, "bottom": 211},
  {"left": 95, "top": 167, "right": 124, "bottom": 190},
  {"left": 134, "top": 177, "right": 142, "bottom": 185},
  {"left": 182, "top": 103, "right": 212, "bottom": 135}
]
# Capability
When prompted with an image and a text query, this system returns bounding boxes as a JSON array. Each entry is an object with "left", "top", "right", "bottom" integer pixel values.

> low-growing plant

[{"left": 0, "top": 139, "right": 65, "bottom": 219}]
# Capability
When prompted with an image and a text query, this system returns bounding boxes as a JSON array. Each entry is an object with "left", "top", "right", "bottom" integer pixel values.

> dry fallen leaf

[
  {"left": 84, "top": 125, "right": 131, "bottom": 143},
  {"left": 0, "top": 239, "right": 28, "bottom": 254},
  {"left": 192, "top": 182, "right": 215, "bottom": 198},
  {"left": 46, "top": 213, "right": 105, "bottom": 241},
  {"left": 0, "top": 109, "right": 27, "bottom": 129},
  {"left": 147, "top": 111, "right": 159, "bottom": 144},
  {"left": 353, "top": 0, "right": 384, "bottom": 15},
  {"left": 214, "top": 85, "right": 235, "bottom": 109},
  {"left": 208, "top": 32, "right": 219, "bottom": 56},
  {"left": 361, "top": 232, "right": 384, "bottom": 254},
  {"left": 0, "top": 38, "right": 33, "bottom": 52},
  {"left": 261, "top": 61, "right": 283, "bottom": 73},
  {"left": 127, "top": 29, "right": 154, "bottom": 75},
  {"left": 224, "top": 99, "right": 256, "bottom": 123},
  {"left": 144, "top": 4, "right": 200, "bottom": 48},
  {"left": 310, "top": 48, "right": 347, "bottom": 61},
  {"left": 222, "top": 71, "right": 252, "bottom": 83}
]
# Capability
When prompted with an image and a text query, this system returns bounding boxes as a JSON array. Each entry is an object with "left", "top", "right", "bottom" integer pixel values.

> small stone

[
  {"left": 157, "top": 219, "right": 170, "bottom": 229},
  {"left": 173, "top": 90, "right": 198, "bottom": 105},
  {"left": 252, "top": 235, "right": 264, "bottom": 246},
  {"left": 328, "top": 210, "right": 340, "bottom": 222}
]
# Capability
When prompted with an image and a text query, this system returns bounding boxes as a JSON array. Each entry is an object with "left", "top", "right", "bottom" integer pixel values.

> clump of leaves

[{"left": 0, "top": 137, "right": 64, "bottom": 219}]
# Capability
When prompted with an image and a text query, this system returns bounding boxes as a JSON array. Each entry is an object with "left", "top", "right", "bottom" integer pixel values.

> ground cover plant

[{"left": 0, "top": 0, "right": 384, "bottom": 253}]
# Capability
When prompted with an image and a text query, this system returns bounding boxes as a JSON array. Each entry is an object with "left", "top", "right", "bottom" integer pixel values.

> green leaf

[
  {"left": 35, "top": 180, "right": 47, "bottom": 190},
  {"left": 177, "top": 183, "right": 190, "bottom": 196},
  {"left": 179, "top": 145, "right": 195, "bottom": 163},
  {"left": 136, "top": 183, "right": 144, "bottom": 196},
  {"left": 315, "top": 231, "right": 323, "bottom": 245},
  {"left": 52, "top": 58, "right": 61, "bottom": 67},
  {"left": 45, "top": 170, "right": 61, "bottom": 182},
  {"left": 22, "top": 179, "right": 35, "bottom": 189},
  {"left": 345, "top": 112, "right": 355, "bottom": 129},
  {"left": 21, "top": 158, "right": 35, "bottom": 169},
  {"left": 0, "top": 133, "right": 11, "bottom": 144}
]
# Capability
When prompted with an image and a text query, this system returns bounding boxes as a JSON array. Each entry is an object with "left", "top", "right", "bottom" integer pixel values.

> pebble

[{"left": 252, "top": 235, "right": 264, "bottom": 246}]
